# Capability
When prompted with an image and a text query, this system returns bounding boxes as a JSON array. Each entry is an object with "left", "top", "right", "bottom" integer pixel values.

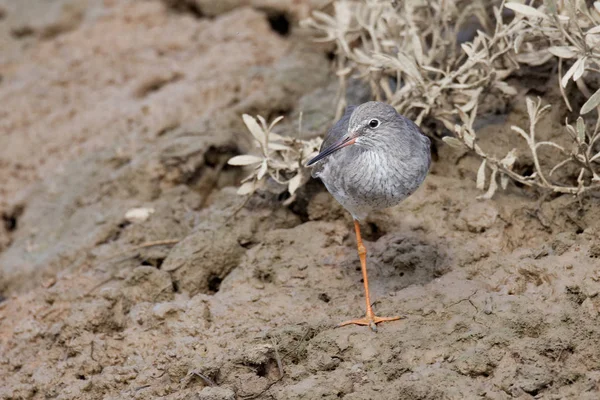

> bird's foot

[{"left": 337, "top": 314, "right": 403, "bottom": 332}]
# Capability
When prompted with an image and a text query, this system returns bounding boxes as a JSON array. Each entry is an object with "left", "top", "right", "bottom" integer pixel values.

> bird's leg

[{"left": 337, "top": 219, "right": 402, "bottom": 332}]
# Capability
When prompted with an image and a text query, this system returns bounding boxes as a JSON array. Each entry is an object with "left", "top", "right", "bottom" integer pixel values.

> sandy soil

[{"left": 1, "top": 1, "right": 600, "bottom": 399}]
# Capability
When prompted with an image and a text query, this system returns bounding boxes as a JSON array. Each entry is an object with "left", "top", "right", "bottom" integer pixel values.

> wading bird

[{"left": 307, "top": 101, "right": 431, "bottom": 331}]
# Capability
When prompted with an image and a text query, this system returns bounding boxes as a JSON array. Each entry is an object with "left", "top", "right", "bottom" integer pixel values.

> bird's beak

[{"left": 307, "top": 133, "right": 358, "bottom": 166}]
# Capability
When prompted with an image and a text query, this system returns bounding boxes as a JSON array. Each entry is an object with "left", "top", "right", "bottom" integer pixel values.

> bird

[{"left": 307, "top": 101, "right": 431, "bottom": 331}]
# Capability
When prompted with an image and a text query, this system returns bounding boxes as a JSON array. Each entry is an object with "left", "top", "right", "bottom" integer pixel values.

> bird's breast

[{"left": 318, "top": 145, "right": 429, "bottom": 217}]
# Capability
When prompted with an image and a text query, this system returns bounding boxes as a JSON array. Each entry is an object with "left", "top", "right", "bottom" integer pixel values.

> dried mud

[{"left": 1, "top": 1, "right": 600, "bottom": 399}]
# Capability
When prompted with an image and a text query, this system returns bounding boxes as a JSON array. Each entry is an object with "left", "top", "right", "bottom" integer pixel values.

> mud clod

[{"left": 162, "top": 227, "right": 246, "bottom": 296}]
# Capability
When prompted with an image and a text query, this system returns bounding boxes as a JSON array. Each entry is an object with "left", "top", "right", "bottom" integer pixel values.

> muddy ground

[{"left": 1, "top": 1, "right": 600, "bottom": 399}]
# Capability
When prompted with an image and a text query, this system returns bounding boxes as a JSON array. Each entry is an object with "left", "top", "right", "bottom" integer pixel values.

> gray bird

[{"left": 307, "top": 101, "right": 431, "bottom": 331}]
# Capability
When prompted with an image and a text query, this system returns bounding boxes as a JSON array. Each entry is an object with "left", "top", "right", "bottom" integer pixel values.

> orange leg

[{"left": 337, "top": 219, "right": 403, "bottom": 332}]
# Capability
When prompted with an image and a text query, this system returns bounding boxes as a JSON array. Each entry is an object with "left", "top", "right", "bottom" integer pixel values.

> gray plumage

[{"left": 309, "top": 101, "right": 431, "bottom": 221}]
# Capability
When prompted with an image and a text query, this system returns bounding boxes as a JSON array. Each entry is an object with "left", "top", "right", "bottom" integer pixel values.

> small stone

[
  {"left": 309, "top": 353, "right": 339, "bottom": 371},
  {"left": 240, "top": 344, "right": 273, "bottom": 365},
  {"left": 198, "top": 386, "right": 235, "bottom": 400},
  {"left": 124, "top": 207, "right": 155, "bottom": 223},
  {"left": 42, "top": 277, "right": 56, "bottom": 288}
]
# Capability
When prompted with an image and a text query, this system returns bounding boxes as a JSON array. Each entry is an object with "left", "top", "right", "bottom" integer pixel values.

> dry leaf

[
  {"left": 561, "top": 58, "right": 584, "bottom": 87},
  {"left": 442, "top": 136, "right": 464, "bottom": 148},
  {"left": 237, "top": 181, "right": 255, "bottom": 195},
  {"left": 461, "top": 43, "right": 473, "bottom": 57},
  {"left": 573, "top": 57, "right": 586, "bottom": 81},
  {"left": 268, "top": 116, "right": 284, "bottom": 131},
  {"left": 125, "top": 207, "right": 155, "bottom": 223},
  {"left": 500, "top": 149, "right": 517, "bottom": 169},
  {"left": 515, "top": 50, "right": 554, "bottom": 66},
  {"left": 505, "top": 3, "right": 547, "bottom": 19},
  {"left": 514, "top": 32, "right": 525, "bottom": 53},
  {"left": 494, "top": 81, "right": 518, "bottom": 96},
  {"left": 548, "top": 46, "right": 578, "bottom": 59},
  {"left": 257, "top": 160, "right": 268, "bottom": 180},
  {"left": 581, "top": 87, "right": 600, "bottom": 115},
  {"left": 288, "top": 173, "right": 302, "bottom": 195},
  {"left": 501, "top": 174, "right": 510, "bottom": 190},
  {"left": 228, "top": 155, "right": 263, "bottom": 166},
  {"left": 479, "top": 167, "right": 498, "bottom": 199},
  {"left": 476, "top": 159, "right": 487, "bottom": 190},
  {"left": 242, "top": 114, "right": 266, "bottom": 147},
  {"left": 525, "top": 97, "right": 536, "bottom": 119},
  {"left": 588, "top": 25, "right": 600, "bottom": 35},
  {"left": 576, "top": 117, "right": 586, "bottom": 143},
  {"left": 268, "top": 142, "right": 290, "bottom": 151},
  {"left": 511, "top": 126, "right": 529, "bottom": 141},
  {"left": 257, "top": 115, "right": 268, "bottom": 132},
  {"left": 463, "top": 129, "right": 475, "bottom": 148},
  {"left": 411, "top": 32, "right": 423, "bottom": 64}
]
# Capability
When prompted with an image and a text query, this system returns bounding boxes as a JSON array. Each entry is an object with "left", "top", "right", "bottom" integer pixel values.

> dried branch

[{"left": 228, "top": 114, "right": 322, "bottom": 197}]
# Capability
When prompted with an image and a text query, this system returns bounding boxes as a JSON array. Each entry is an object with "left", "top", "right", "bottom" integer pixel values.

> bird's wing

[{"left": 311, "top": 105, "right": 356, "bottom": 178}]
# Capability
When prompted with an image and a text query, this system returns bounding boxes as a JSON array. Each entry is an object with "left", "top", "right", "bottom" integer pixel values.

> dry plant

[
  {"left": 227, "top": 114, "right": 322, "bottom": 202},
  {"left": 302, "top": 0, "right": 600, "bottom": 197}
]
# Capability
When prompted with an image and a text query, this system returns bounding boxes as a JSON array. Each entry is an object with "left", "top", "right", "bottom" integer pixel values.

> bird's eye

[{"left": 368, "top": 119, "right": 380, "bottom": 128}]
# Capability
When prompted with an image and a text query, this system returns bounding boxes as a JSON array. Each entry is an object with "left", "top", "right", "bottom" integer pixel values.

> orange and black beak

[{"left": 307, "top": 133, "right": 358, "bottom": 166}]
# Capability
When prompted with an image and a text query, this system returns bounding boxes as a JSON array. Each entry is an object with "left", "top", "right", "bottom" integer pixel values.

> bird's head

[{"left": 307, "top": 101, "right": 402, "bottom": 166}]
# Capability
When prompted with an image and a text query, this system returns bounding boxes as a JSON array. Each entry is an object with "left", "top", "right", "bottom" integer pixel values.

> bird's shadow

[{"left": 364, "top": 232, "right": 450, "bottom": 293}]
